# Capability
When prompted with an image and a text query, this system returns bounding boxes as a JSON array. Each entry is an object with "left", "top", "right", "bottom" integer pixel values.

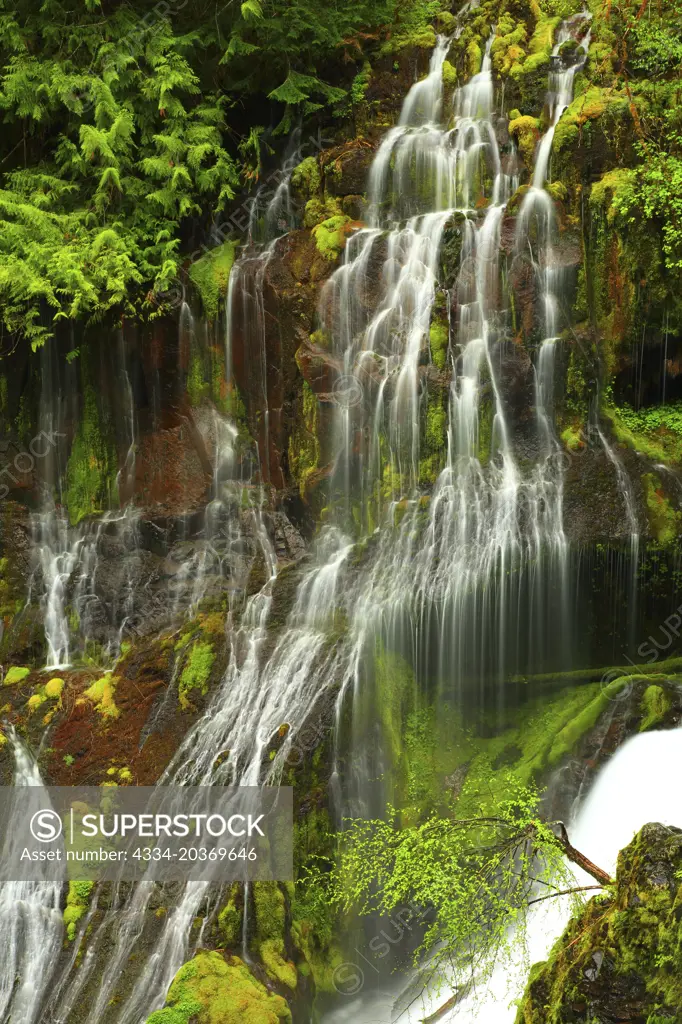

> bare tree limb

[
  {"left": 527, "top": 885, "right": 603, "bottom": 906},
  {"left": 554, "top": 823, "right": 613, "bottom": 886}
]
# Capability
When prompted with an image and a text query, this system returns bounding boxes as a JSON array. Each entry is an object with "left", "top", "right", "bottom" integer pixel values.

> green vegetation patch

[
  {"left": 145, "top": 951, "right": 292, "bottom": 1024},
  {"left": 312, "top": 215, "right": 353, "bottom": 261},
  {"left": 178, "top": 642, "right": 215, "bottom": 709},
  {"left": 605, "top": 402, "right": 682, "bottom": 465},
  {"left": 64, "top": 880, "right": 94, "bottom": 941},
  {"left": 189, "top": 241, "right": 238, "bottom": 321},
  {"left": 4, "top": 666, "right": 30, "bottom": 685}
]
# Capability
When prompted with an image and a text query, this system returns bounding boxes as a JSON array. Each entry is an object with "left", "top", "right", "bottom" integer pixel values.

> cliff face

[{"left": 517, "top": 822, "right": 682, "bottom": 1023}]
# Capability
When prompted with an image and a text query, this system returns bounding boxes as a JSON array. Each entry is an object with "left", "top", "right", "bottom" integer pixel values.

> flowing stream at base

[{"left": 322, "top": 723, "right": 682, "bottom": 1024}]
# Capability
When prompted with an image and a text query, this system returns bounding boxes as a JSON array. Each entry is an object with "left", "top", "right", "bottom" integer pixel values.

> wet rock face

[
  {"left": 517, "top": 822, "right": 682, "bottom": 1024},
  {"left": 131, "top": 420, "right": 212, "bottom": 516},
  {"left": 322, "top": 141, "right": 376, "bottom": 197}
]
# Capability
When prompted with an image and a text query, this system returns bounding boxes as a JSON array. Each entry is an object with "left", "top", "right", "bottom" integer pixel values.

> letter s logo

[{"left": 30, "top": 809, "right": 63, "bottom": 843}]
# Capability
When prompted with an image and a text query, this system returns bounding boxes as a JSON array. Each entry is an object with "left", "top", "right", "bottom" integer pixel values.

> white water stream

[{"left": 0, "top": 730, "right": 63, "bottom": 1024}]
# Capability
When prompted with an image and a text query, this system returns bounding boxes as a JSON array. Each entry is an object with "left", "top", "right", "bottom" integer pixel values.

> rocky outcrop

[{"left": 517, "top": 822, "right": 682, "bottom": 1023}]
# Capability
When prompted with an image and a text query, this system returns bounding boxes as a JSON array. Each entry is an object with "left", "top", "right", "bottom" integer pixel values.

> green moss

[
  {"left": 546, "top": 677, "right": 628, "bottom": 766},
  {"left": 44, "top": 676, "right": 64, "bottom": 699},
  {"left": 442, "top": 60, "right": 457, "bottom": 87},
  {"left": 290, "top": 156, "right": 321, "bottom": 199},
  {"left": 4, "top": 666, "right": 30, "bottom": 685},
  {"left": 81, "top": 674, "right": 120, "bottom": 720},
  {"left": 554, "top": 86, "right": 630, "bottom": 154},
  {"left": 189, "top": 241, "right": 238, "bottom": 321},
  {"left": 64, "top": 385, "right": 116, "bottom": 526},
  {"left": 590, "top": 168, "right": 635, "bottom": 214},
  {"left": 528, "top": 15, "right": 559, "bottom": 54},
  {"left": 253, "top": 882, "right": 297, "bottom": 990},
  {"left": 510, "top": 50, "right": 551, "bottom": 103},
  {"left": 545, "top": 180, "right": 567, "bottom": 203},
  {"left": 429, "top": 317, "right": 449, "bottom": 369},
  {"left": 350, "top": 62, "right": 372, "bottom": 105},
  {"left": 643, "top": 473, "right": 681, "bottom": 546},
  {"left": 27, "top": 692, "right": 46, "bottom": 712},
  {"left": 259, "top": 940, "right": 297, "bottom": 991},
  {"left": 217, "top": 888, "right": 242, "bottom": 947},
  {"left": 466, "top": 40, "right": 482, "bottom": 77},
  {"left": 178, "top": 641, "right": 215, "bottom": 709},
  {"left": 457, "top": 682, "right": 626, "bottom": 818},
  {"left": 516, "top": 823, "right": 682, "bottom": 1022},
  {"left": 639, "top": 684, "right": 671, "bottom": 732},
  {"left": 477, "top": 395, "right": 494, "bottom": 465},
  {"left": 491, "top": 16, "right": 527, "bottom": 76},
  {"left": 509, "top": 116, "right": 541, "bottom": 167},
  {"left": 288, "top": 380, "right": 320, "bottom": 499},
  {"left": 312, "top": 215, "right": 352, "bottom": 261},
  {"left": 302, "top": 196, "right": 341, "bottom": 230},
  {"left": 64, "top": 880, "right": 94, "bottom": 940},
  {"left": 605, "top": 403, "right": 682, "bottom": 465},
  {"left": 560, "top": 424, "right": 583, "bottom": 451},
  {"left": 145, "top": 951, "right": 291, "bottom": 1024},
  {"left": 186, "top": 352, "right": 209, "bottom": 406}
]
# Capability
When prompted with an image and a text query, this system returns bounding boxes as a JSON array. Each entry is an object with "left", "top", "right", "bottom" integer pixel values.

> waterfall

[
  {"left": 0, "top": 729, "right": 63, "bottom": 1024},
  {"left": 6, "top": 10, "right": 662, "bottom": 1022}
]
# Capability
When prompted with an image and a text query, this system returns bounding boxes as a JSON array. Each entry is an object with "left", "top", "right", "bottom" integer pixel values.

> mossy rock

[
  {"left": 508, "top": 115, "right": 541, "bottom": 169},
  {"left": 516, "top": 823, "right": 682, "bottom": 1023},
  {"left": 4, "top": 665, "right": 30, "bottom": 685},
  {"left": 145, "top": 951, "right": 292, "bottom": 1024},
  {"left": 290, "top": 156, "right": 321, "bottom": 201},
  {"left": 189, "top": 241, "right": 238, "bottom": 321},
  {"left": 311, "top": 216, "right": 350, "bottom": 261}
]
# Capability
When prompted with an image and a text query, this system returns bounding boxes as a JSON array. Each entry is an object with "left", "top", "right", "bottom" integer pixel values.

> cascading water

[{"left": 0, "top": 729, "right": 63, "bottom": 1024}]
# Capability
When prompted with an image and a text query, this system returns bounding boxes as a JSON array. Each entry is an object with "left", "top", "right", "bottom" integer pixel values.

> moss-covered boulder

[
  {"left": 516, "top": 822, "right": 682, "bottom": 1023},
  {"left": 145, "top": 951, "right": 292, "bottom": 1024}
]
